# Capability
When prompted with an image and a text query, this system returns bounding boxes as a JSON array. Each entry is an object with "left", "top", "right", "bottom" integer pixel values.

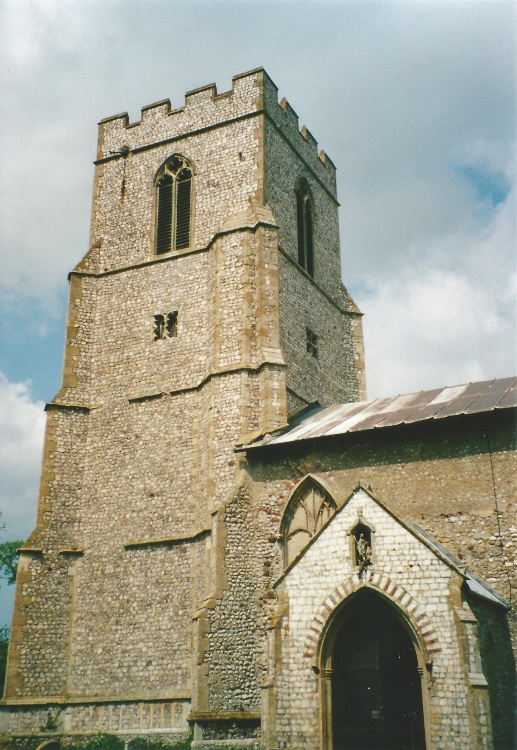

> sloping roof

[
  {"left": 272, "top": 484, "right": 510, "bottom": 608},
  {"left": 243, "top": 377, "right": 516, "bottom": 449},
  {"left": 405, "top": 520, "right": 510, "bottom": 608}
]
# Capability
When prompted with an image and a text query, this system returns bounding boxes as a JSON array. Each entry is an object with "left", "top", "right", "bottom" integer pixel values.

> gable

[
  {"left": 275, "top": 486, "right": 452, "bottom": 592},
  {"left": 274, "top": 484, "right": 508, "bottom": 611}
]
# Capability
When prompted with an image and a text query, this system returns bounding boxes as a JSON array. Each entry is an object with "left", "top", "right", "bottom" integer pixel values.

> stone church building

[{"left": 1, "top": 68, "right": 515, "bottom": 750}]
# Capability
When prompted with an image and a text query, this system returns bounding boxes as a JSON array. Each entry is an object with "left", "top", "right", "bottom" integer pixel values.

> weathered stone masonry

[
  {"left": 2, "top": 68, "right": 363, "bottom": 747},
  {"left": 1, "top": 68, "right": 514, "bottom": 750},
  {"left": 244, "top": 408, "right": 515, "bottom": 750}
]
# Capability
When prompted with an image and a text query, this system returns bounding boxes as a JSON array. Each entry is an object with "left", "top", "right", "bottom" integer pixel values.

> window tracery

[
  {"left": 153, "top": 311, "right": 178, "bottom": 341},
  {"left": 282, "top": 479, "right": 336, "bottom": 566},
  {"left": 155, "top": 155, "right": 192, "bottom": 254}
]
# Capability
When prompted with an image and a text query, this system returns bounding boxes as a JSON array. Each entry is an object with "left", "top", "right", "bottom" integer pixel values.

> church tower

[{"left": 3, "top": 69, "right": 364, "bottom": 746}]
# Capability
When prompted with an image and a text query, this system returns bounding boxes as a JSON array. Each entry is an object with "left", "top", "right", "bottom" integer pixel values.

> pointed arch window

[
  {"left": 296, "top": 179, "right": 314, "bottom": 277},
  {"left": 155, "top": 155, "right": 193, "bottom": 254},
  {"left": 281, "top": 478, "right": 336, "bottom": 566}
]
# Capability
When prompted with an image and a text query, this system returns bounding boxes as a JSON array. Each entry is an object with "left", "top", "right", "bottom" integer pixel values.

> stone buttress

[{"left": 2, "top": 69, "right": 364, "bottom": 748}]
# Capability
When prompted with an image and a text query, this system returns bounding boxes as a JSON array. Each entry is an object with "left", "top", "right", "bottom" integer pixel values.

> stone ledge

[
  {"left": 277, "top": 245, "right": 361, "bottom": 317},
  {"left": 189, "top": 712, "right": 261, "bottom": 722},
  {"left": 128, "top": 359, "right": 287, "bottom": 404},
  {"left": 73, "top": 213, "right": 278, "bottom": 279},
  {"left": 2, "top": 692, "right": 191, "bottom": 706},
  {"left": 468, "top": 672, "right": 489, "bottom": 687},
  {"left": 125, "top": 529, "right": 210, "bottom": 549}
]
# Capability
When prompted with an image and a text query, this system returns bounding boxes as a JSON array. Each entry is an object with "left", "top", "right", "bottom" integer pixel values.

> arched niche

[
  {"left": 280, "top": 475, "right": 336, "bottom": 567},
  {"left": 347, "top": 513, "right": 376, "bottom": 574},
  {"left": 318, "top": 588, "right": 428, "bottom": 750}
]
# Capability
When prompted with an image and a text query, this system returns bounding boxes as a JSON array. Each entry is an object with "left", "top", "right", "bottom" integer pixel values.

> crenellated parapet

[
  {"left": 261, "top": 71, "right": 337, "bottom": 196},
  {"left": 96, "top": 68, "right": 336, "bottom": 195},
  {"left": 96, "top": 68, "right": 263, "bottom": 160}
]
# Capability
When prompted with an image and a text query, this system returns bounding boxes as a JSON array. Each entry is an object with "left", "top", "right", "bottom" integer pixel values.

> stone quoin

[{"left": 1, "top": 69, "right": 515, "bottom": 750}]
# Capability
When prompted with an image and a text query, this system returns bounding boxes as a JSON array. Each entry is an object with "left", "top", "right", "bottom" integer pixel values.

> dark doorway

[{"left": 331, "top": 592, "right": 426, "bottom": 750}]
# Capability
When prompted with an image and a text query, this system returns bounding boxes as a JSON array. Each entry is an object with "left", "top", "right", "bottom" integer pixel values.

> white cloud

[
  {"left": 0, "top": 118, "right": 93, "bottom": 303},
  {"left": 0, "top": 0, "right": 514, "bottom": 395},
  {"left": 0, "top": 0, "right": 87, "bottom": 69},
  {"left": 0, "top": 0, "right": 514, "bottom": 626},
  {"left": 0, "top": 373, "right": 45, "bottom": 541},
  {"left": 362, "top": 270, "right": 502, "bottom": 397},
  {"left": 358, "top": 192, "right": 516, "bottom": 398}
]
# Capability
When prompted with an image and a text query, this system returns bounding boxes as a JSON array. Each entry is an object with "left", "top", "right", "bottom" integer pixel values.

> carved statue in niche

[{"left": 355, "top": 532, "right": 372, "bottom": 574}]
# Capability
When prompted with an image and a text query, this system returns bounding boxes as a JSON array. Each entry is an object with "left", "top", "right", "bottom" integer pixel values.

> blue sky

[
  {"left": 0, "top": 0, "right": 515, "bottom": 624},
  {"left": 455, "top": 164, "right": 511, "bottom": 206}
]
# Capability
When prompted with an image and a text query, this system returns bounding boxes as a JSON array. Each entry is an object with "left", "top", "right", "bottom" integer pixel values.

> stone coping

[
  {"left": 124, "top": 529, "right": 210, "bottom": 549},
  {"left": 2, "top": 692, "right": 191, "bottom": 706},
  {"left": 189, "top": 712, "right": 261, "bottom": 722}
]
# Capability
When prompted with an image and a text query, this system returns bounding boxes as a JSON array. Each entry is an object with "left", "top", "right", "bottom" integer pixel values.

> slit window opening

[
  {"left": 296, "top": 180, "right": 314, "bottom": 276},
  {"left": 166, "top": 311, "right": 178, "bottom": 338},
  {"left": 306, "top": 327, "right": 318, "bottom": 358}
]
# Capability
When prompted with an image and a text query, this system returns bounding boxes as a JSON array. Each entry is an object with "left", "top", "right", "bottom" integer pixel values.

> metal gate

[{"left": 331, "top": 594, "right": 426, "bottom": 750}]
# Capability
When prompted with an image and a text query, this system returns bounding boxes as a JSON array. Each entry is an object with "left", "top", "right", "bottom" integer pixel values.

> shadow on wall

[{"left": 468, "top": 595, "right": 516, "bottom": 750}]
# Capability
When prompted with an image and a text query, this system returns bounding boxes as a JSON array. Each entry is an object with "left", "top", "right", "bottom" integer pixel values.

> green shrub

[
  {"left": 4, "top": 732, "right": 195, "bottom": 750},
  {"left": 128, "top": 735, "right": 192, "bottom": 750},
  {"left": 40, "top": 710, "right": 61, "bottom": 732},
  {"left": 63, "top": 736, "right": 124, "bottom": 750},
  {"left": 4, "top": 739, "right": 41, "bottom": 750}
]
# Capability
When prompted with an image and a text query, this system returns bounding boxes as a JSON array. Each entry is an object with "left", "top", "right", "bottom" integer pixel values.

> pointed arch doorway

[{"left": 323, "top": 590, "right": 426, "bottom": 750}]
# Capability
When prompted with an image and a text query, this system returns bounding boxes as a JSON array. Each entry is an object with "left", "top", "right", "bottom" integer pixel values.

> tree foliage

[
  {"left": 0, "top": 539, "right": 23, "bottom": 584},
  {"left": 0, "top": 511, "right": 23, "bottom": 585},
  {"left": 0, "top": 514, "right": 23, "bottom": 692},
  {"left": 0, "top": 626, "right": 9, "bottom": 690}
]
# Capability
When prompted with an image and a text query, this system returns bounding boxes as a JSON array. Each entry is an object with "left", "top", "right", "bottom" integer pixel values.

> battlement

[
  {"left": 262, "top": 73, "right": 336, "bottom": 176},
  {"left": 99, "top": 70, "right": 259, "bottom": 130},
  {"left": 261, "top": 70, "right": 337, "bottom": 201},
  {"left": 96, "top": 68, "right": 336, "bottom": 182},
  {"left": 97, "top": 68, "right": 262, "bottom": 160},
  {"left": 276, "top": 95, "right": 335, "bottom": 172}
]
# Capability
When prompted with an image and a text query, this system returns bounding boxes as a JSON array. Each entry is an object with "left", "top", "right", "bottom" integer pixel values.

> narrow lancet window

[
  {"left": 306, "top": 327, "right": 318, "bottom": 358},
  {"left": 155, "top": 155, "right": 192, "bottom": 254},
  {"left": 296, "top": 180, "right": 314, "bottom": 276}
]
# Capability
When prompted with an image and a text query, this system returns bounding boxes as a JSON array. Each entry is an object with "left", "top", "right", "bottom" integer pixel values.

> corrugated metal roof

[
  {"left": 244, "top": 377, "right": 516, "bottom": 449},
  {"left": 405, "top": 520, "right": 509, "bottom": 608}
]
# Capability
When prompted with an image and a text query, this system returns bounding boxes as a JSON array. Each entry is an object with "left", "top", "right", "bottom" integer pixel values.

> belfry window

[
  {"left": 296, "top": 179, "right": 314, "bottom": 276},
  {"left": 156, "top": 155, "right": 192, "bottom": 254}
]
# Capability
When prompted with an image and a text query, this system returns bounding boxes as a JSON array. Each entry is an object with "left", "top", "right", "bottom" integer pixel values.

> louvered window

[
  {"left": 296, "top": 180, "right": 314, "bottom": 276},
  {"left": 156, "top": 155, "right": 192, "bottom": 254}
]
